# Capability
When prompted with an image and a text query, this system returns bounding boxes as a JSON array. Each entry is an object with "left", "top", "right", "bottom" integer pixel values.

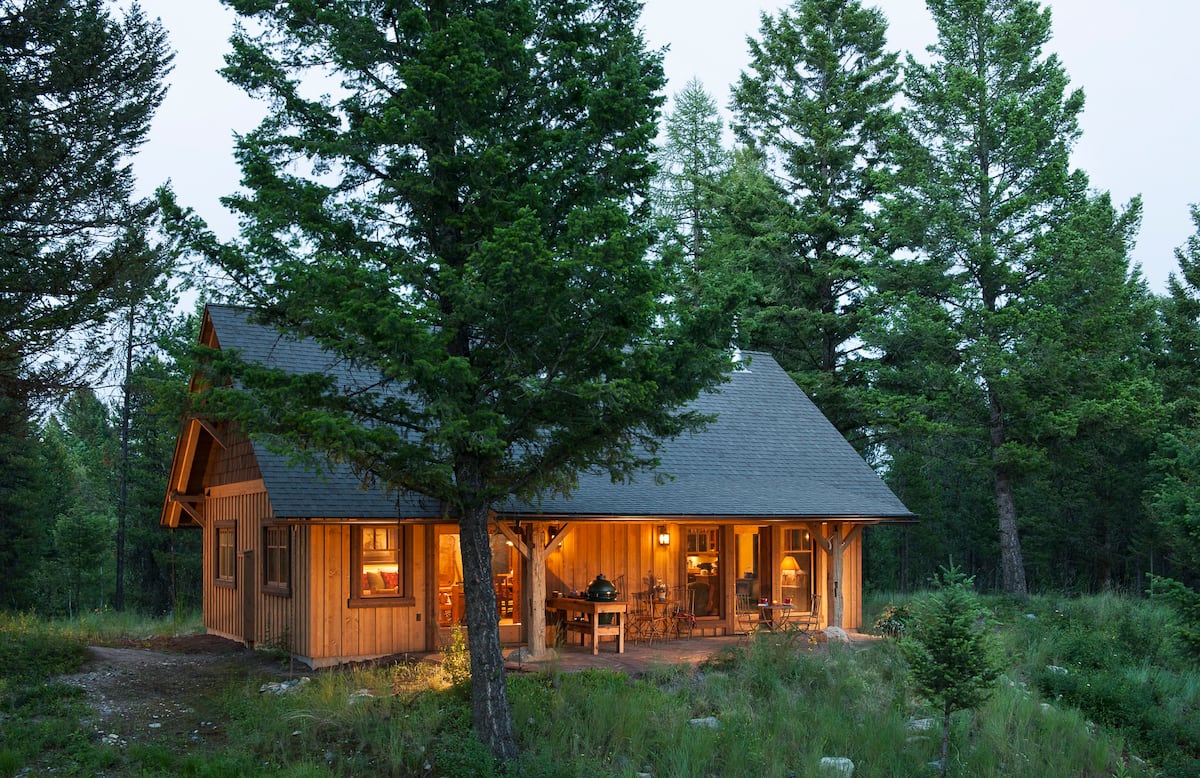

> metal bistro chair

[
  {"left": 627, "top": 590, "right": 671, "bottom": 644},
  {"left": 782, "top": 594, "right": 822, "bottom": 645},
  {"left": 669, "top": 585, "right": 697, "bottom": 639},
  {"left": 735, "top": 592, "right": 762, "bottom": 638}
]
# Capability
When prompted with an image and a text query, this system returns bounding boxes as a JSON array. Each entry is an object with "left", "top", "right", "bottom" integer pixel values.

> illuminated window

[{"left": 351, "top": 525, "right": 413, "bottom": 606}]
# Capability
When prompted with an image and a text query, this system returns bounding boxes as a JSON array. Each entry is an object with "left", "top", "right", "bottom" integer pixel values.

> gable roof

[{"left": 187, "top": 305, "right": 913, "bottom": 522}]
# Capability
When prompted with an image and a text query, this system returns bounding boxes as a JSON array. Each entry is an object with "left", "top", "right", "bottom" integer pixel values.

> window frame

[
  {"left": 263, "top": 523, "right": 291, "bottom": 596},
  {"left": 349, "top": 523, "right": 415, "bottom": 608},
  {"left": 215, "top": 521, "right": 236, "bottom": 588}
]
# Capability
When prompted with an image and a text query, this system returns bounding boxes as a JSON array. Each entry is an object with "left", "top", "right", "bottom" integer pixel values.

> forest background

[{"left": 2, "top": 0, "right": 1199, "bottom": 649}]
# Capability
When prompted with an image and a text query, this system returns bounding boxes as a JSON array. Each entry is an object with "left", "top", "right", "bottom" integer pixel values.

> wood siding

[
  {"left": 201, "top": 486, "right": 274, "bottom": 643},
  {"left": 540, "top": 520, "right": 864, "bottom": 634},
  {"left": 203, "top": 422, "right": 261, "bottom": 487},
  {"left": 300, "top": 523, "right": 428, "bottom": 668}
]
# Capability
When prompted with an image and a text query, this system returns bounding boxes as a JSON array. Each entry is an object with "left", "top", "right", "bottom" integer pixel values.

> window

[
  {"left": 350, "top": 524, "right": 413, "bottom": 607},
  {"left": 264, "top": 525, "right": 290, "bottom": 594},
  {"left": 782, "top": 528, "right": 814, "bottom": 611},
  {"left": 685, "top": 527, "right": 722, "bottom": 617},
  {"left": 216, "top": 523, "right": 236, "bottom": 586}
]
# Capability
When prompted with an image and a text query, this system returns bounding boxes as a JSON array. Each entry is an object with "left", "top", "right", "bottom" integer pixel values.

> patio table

[{"left": 757, "top": 602, "right": 794, "bottom": 632}]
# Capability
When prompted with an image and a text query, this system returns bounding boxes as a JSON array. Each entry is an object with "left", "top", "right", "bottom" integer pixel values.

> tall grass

[{"left": 4, "top": 596, "right": 1196, "bottom": 776}]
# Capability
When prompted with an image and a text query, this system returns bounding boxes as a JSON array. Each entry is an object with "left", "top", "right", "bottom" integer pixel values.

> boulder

[
  {"left": 824, "top": 626, "right": 851, "bottom": 644},
  {"left": 819, "top": 756, "right": 855, "bottom": 776}
]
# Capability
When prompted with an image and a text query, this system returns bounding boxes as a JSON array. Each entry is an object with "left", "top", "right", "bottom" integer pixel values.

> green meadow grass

[{"left": 2, "top": 597, "right": 1195, "bottom": 776}]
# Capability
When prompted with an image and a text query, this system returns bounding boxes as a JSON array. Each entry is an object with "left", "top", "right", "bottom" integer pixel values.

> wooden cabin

[{"left": 162, "top": 306, "right": 913, "bottom": 667}]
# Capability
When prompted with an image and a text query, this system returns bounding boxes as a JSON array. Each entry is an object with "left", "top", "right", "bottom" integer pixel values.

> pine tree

[
  {"left": 729, "top": 0, "right": 903, "bottom": 441},
  {"left": 653, "top": 78, "right": 730, "bottom": 301},
  {"left": 168, "top": 0, "right": 733, "bottom": 759},
  {"left": 0, "top": 0, "right": 172, "bottom": 407},
  {"left": 891, "top": 0, "right": 1088, "bottom": 594},
  {"left": 903, "top": 565, "right": 1000, "bottom": 777}
]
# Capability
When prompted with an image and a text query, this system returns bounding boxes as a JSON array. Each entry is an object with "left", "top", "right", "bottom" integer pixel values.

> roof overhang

[{"left": 159, "top": 416, "right": 228, "bottom": 529}]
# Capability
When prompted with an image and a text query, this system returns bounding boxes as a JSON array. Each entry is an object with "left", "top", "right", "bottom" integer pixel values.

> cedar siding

[{"left": 162, "top": 305, "right": 911, "bottom": 666}]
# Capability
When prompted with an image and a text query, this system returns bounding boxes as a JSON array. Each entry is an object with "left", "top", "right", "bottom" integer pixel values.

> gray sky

[{"left": 135, "top": 0, "right": 1199, "bottom": 293}]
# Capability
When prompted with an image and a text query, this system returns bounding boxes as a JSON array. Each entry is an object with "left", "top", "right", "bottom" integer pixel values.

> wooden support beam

[
  {"left": 527, "top": 522, "right": 551, "bottom": 659},
  {"left": 492, "top": 520, "right": 529, "bottom": 559},
  {"left": 195, "top": 417, "right": 228, "bottom": 448},
  {"left": 810, "top": 522, "right": 863, "bottom": 629}
]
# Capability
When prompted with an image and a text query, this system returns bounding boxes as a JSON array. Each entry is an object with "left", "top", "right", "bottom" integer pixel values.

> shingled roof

[{"left": 204, "top": 305, "right": 913, "bottom": 522}]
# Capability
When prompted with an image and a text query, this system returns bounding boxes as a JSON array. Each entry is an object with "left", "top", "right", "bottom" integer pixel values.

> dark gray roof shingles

[{"left": 205, "top": 305, "right": 912, "bottom": 521}]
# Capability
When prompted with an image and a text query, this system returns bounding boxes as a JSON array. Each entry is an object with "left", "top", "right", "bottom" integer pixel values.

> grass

[{"left": 1, "top": 597, "right": 1195, "bottom": 776}]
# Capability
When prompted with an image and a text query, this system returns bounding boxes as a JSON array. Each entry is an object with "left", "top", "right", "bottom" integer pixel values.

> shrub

[{"left": 873, "top": 603, "right": 912, "bottom": 637}]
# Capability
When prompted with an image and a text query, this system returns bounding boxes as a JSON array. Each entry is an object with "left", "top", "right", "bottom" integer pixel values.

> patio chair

[
  {"left": 670, "top": 585, "right": 697, "bottom": 639},
  {"left": 784, "top": 594, "right": 822, "bottom": 642},
  {"left": 627, "top": 590, "right": 670, "bottom": 644},
  {"left": 734, "top": 592, "right": 761, "bottom": 636}
]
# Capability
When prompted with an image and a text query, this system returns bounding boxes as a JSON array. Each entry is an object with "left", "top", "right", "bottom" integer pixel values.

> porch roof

[{"left": 202, "top": 305, "right": 913, "bottom": 522}]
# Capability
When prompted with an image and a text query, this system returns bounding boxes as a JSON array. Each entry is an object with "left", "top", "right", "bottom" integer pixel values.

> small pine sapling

[{"left": 902, "top": 565, "right": 1001, "bottom": 777}]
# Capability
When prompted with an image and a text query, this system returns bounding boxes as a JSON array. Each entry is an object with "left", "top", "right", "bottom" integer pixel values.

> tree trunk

[
  {"left": 526, "top": 522, "right": 549, "bottom": 659},
  {"left": 989, "top": 391, "right": 1028, "bottom": 595},
  {"left": 457, "top": 500, "right": 517, "bottom": 761},
  {"left": 816, "top": 523, "right": 862, "bottom": 629},
  {"left": 116, "top": 303, "right": 133, "bottom": 611},
  {"left": 940, "top": 704, "right": 951, "bottom": 778}
]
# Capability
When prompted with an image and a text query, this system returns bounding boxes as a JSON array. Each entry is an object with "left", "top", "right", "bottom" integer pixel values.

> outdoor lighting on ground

[{"left": 657, "top": 525, "right": 670, "bottom": 546}]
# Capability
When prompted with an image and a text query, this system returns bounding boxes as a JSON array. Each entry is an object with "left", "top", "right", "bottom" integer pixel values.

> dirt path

[{"left": 58, "top": 635, "right": 284, "bottom": 749}]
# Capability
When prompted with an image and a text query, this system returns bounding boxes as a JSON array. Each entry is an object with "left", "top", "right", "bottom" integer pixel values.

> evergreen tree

[
  {"left": 123, "top": 315, "right": 203, "bottom": 616},
  {"left": 1160, "top": 204, "right": 1200, "bottom": 423},
  {"left": 1146, "top": 206, "right": 1200, "bottom": 660},
  {"left": 903, "top": 565, "right": 1001, "bottom": 777},
  {"left": 0, "top": 398, "right": 64, "bottom": 609},
  {"left": 0, "top": 0, "right": 172, "bottom": 407},
  {"left": 729, "top": 0, "right": 902, "bottom": 441},
  {"left": 890, "top": 0, "right": 1088, "bottom": 594},
  {"left": 167, "top": 0, "right": 733, "bottom": 759},
  {"left": 653, "top": 78, "right": 730, "bottom": 303}
]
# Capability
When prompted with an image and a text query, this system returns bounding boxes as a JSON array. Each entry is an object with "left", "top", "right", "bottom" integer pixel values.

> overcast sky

[{"left": 134, "top": 0, "right": 1200, "bottom": 293}]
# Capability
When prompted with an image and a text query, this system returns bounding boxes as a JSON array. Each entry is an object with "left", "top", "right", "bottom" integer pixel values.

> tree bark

[
  {"left": 457, "top": 500, "right": 517, "bottom": 761},
  {"left": 815, "top": 523, "right": 862, "bottom": 628},
  {"left": 527, "top": 522, "right": 549, "bottom": 659},
  {"left": 989, "top": 390, "right": 1028, "bottom": 595}
]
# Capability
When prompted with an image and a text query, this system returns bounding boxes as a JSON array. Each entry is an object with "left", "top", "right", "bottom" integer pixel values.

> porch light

[{"left": 657, "top": 525, "right": 670, "bottom": 546}]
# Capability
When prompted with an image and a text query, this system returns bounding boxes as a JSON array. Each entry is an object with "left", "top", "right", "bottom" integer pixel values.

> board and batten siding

[
  {"left": 201, "top": 483, "right": 275, "bottom": 644},
  {"left": 542, "top": 520, "right": 862, "bottom": 633},
  {"left": 300, "top": 523, "right": 429, "bottom": 668}
]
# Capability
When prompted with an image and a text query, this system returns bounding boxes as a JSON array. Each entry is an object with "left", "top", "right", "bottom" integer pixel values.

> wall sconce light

[{"left": 657, "top": 525, "right": 670, "bottom": 546}]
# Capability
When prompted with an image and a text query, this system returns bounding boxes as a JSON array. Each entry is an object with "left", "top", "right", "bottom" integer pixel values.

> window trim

[
  {"left": 263, "top": 523, "right": 291, "bottom": 597},
  {"left": 349, "top": 523, "right": 415, "bottom": 608},
  {"left": 215, "top": 521, "right": 236, "bottom": 589}
]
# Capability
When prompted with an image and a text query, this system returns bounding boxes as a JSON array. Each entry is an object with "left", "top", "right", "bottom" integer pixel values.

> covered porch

[{"left": 433, "top": 517, "right": 882, "bottom": 658}]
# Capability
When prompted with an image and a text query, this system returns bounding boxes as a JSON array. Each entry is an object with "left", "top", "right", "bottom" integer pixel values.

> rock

[
  {"left": 1046, "top": 665, "right": 1069, "bottom": 675},
  {"left": 507, "top": 646, "right": 558, "bottom": 662},
  {"left": 688, "top": 716, "right": 720, "bottom": 730},
  {"left": 1024, "top": 613, "right": 1037, "bottom": 620},
  {"left": 259, "top": 677, "right": 310, "bottom": 694},
  {"left": 818, "top": 756, "right": 855, "bottom": 776},
  {"left": 907, "top": 717, "right": 937, "bottom": 732},
  {"left": 824, "top": 626, "right": 851, "bottom": 644},
  {"left": 348, "top": 688, "right": 375, "bottom": 703}
]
